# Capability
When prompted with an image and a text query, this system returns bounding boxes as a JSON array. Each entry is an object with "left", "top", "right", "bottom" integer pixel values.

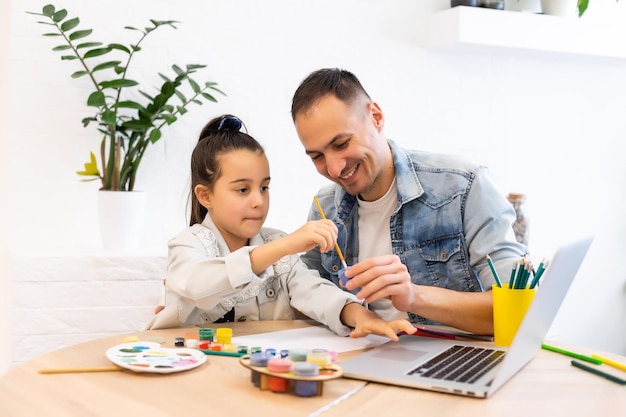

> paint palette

[{"left": 106, "top": 341, "right": 207, "bottom": 374}]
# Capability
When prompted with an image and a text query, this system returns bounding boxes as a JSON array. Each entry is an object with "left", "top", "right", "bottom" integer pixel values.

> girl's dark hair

[
  {"left": 290, "top": 68, "right": 371, "bottom": 121},
  {"left": 189, "top": 114, "right": 265, "bottom": 226}
]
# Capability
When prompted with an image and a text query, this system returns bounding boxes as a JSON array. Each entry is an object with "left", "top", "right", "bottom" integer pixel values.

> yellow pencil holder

[{"left": 492, "top": 284, "right": 536, "bottom": 347}]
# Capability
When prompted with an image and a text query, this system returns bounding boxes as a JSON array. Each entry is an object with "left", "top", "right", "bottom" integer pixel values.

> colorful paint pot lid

[
  {"left": 106, "top": 341, "right": 206, "bottom": 374},
  {"left": 288, "top": 348, "right": 311, "bottom": 362},
  {"left": 267, "top": 358, "right": 293, "bottom": 373},
  {"left": 293, "top": 362, "right": 319, "bottom": 377},
  {"left": 249, "top": 352, "right": 273, "bottom": 367}
]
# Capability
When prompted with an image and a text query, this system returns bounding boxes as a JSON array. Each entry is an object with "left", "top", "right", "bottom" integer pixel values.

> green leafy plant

[
  {"left": 28, "top": 4, "right": 224, "bottom": 191},
  {"left": 577, "top": 0, "right": 620, "bottom": 17}
]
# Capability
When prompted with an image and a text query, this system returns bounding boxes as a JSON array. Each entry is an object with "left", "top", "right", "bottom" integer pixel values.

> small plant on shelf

[{"left": 27, "top": 4, "right": 224, "bottom": 191}]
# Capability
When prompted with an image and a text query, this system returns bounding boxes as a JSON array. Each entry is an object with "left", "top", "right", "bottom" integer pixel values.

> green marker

[{"left": 541, "top": 343, "right": 602, "bottom": 364}]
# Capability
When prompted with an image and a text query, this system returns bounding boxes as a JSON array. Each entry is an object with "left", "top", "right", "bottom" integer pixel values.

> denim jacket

[{"left": 301, "top": 140, "right": 527, "bottom": 324}]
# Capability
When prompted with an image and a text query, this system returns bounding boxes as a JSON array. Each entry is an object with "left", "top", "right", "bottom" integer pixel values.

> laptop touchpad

[{"left": 372, "top": 346, "right": 428, "bottom": 362}]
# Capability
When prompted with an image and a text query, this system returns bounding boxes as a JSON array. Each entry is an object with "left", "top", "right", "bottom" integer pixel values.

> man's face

[{"left": 294, "top": 94, "right": 392, "bottom": 201}]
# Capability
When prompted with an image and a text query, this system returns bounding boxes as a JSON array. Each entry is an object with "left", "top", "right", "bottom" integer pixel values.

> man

[{"left": 290, "top": 68, "right": 526, "bottom": 335}]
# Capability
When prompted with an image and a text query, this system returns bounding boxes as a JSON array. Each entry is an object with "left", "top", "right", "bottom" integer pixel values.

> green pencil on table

[{"left": 571, "top": 360, "right": 626, "bottom": 385}]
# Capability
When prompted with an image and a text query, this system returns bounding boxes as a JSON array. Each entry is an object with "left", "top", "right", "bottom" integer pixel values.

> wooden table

[{"left": 1, "top": 320, "right": 624, "bottom": 416}]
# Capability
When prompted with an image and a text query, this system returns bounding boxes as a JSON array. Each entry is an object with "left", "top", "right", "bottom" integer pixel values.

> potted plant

[{"left": 27, "top": 4, "right": 224, "bottom": 249}]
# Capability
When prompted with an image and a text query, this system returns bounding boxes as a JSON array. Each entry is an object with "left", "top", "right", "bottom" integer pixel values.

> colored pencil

[
  {"left": 38, "top": 365, "right": 122, "bottom": 374},
  {"left": 529, "top": 259, "right": 547, "bottom": 289},
  {"left": 592, "top": 354, "right": 626, "bottom": 372},
  {"left": 313, "top": 196, "right": 348, "bottom": 269},
  {"left": 508, "top": 261, "right": 517, "bottom": 289},
  {"left": 513, "top": 258, "right": 526, "bottom": 289},
  {"left": 541, "top": 343, "right": 602, "bottom": 364},
  {"left": 486, "top": 255, "right": 502, "bottom": 287},
  {"left": 571, "top": 360, "right": 626, "bottom": 385},
  {"left": 520, "top": 259, "right": 532, "bottom": 289}
]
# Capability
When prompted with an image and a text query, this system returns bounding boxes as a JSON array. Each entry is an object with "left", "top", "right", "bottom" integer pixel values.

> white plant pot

[
  {"left": 98, "top": 190, "right": 145, "bottom": 251},
  {"left": 541, "top": 0, "right": 579, "bottom": 17}
]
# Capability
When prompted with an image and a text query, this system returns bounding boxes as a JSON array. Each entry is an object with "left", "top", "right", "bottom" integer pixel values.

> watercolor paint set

[
  {"left": 105, "top": 341, "right": 206, "bottom": 374},
  {"left": 102, "top": 327, "right": 345, "bottom": 397}
]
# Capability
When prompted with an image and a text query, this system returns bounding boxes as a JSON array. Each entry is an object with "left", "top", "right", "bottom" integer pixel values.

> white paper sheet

[{"left": 231, "top": 326, "right": 391, "bottom": 353}]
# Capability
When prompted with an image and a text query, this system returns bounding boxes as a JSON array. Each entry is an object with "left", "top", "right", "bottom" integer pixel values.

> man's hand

[{"left": 343, "top": 255, "right": 416, "bottom": 312}]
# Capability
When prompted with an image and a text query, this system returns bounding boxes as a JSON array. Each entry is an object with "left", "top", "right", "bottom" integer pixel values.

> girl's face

[{"left": 199, "top": 149, "right": 270, "bottom": 251}]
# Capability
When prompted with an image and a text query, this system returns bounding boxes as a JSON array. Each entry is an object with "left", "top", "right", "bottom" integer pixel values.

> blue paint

[
  {"left": 249, "top": 352, "right": 273, "bottom": 387},
  {"left": 338, "top": 268, "right": 348, "bottom": 287},
  {"left": 293, "top": 362, "right": 319, "bottom": 397}
]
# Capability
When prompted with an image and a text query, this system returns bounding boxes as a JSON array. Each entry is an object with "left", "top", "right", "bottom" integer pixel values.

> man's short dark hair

[{"left": 291, "top": 68, "right": 371, "bottom": 121}]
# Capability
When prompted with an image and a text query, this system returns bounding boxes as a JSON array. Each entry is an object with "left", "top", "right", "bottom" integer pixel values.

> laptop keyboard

[{"left": 407, "top": 345, "right": 506, "bottom": 384}]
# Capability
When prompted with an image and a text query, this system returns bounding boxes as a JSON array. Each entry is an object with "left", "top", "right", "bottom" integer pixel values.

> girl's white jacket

[{"left": 144, "top": 214, "right": 359, "bottom": 336}]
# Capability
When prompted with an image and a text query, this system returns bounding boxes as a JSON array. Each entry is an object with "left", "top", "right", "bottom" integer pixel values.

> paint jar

[
  {"left": 199, "top": 328, "right": 214, "bottom": 342},
  {"left": 338, "top": 268, "right": 348, "bottom": 287},
  {"left": 222, "top": 343, "right": 237, "bottom": 353},
  {"left": 293, "top": 362, "right": 320, "bottom": 397},
  {"left": 249, "top": 353, "right": 272, "bottom": 387},
  {"left": 215, "top": 328, "right": 232, "bottom": 345},
  {"left": 267, "top": 358, "right": 293, "bottom": 393},
  {"left": 237, "top": 345, "right": 249, "bottom": 355},
  {"left": 306, "top": 351, "right": 331, "bottom": 368},
  {"left": 185, "top": 331, "right": 199, "bottom": 340},
  {"left": 288, "top": 348, "right": 311, "bottom": 362}
]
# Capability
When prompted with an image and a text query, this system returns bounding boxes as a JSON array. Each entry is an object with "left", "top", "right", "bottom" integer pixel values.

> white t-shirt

[{"left": 357, "top": 177, "right": 409, "bottom": 321}]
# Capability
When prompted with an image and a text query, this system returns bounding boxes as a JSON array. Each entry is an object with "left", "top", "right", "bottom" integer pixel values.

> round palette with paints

[{"left": 106, "top": 341, "right": 207, "bottom": 374}]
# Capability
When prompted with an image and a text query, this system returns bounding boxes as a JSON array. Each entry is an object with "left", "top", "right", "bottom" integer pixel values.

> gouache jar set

[
  {"left": 190, "top": 328, "right": 251, "bottom": 356},
  {"left": 240, "top": 348, "right": 343, "bottom": 397}
]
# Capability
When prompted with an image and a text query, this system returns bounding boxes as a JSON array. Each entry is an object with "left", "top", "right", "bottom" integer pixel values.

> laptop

[{"left": 341, "top": 236, "right": 594, "bottom": 398}]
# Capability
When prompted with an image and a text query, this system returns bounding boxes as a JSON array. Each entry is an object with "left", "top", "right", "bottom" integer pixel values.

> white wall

[
  {"left": 3, "top": 0, "right": 625, "bottom": 366},
  {"left": 0, "top": 0, "right": 12, "bottom": 376}
]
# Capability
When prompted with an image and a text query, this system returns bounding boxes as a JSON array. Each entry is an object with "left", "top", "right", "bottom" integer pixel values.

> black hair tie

[{"left": 214, "top": 115, "right": 242, "bottom": 132}]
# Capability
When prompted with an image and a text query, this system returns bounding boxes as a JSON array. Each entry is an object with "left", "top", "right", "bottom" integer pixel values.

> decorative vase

[
  {"left": 451, "top": 0, "right": 480, "bottom": 7},
  {"left": 507, "top": 193, "right": 529, "bottom": 246},
  {"left": 506, "top": 0, "right": 542, "bottom": 13},
  {"left": 98, "top": 190, "right": 145, "bottom": 251},
  {"left": 541, "top": 0, "right": 579, "bottom": 17}
]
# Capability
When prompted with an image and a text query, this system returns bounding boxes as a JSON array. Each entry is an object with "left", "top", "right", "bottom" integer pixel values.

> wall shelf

[{"left": 418, "top": 6, "right": 626, "bottom": 59}]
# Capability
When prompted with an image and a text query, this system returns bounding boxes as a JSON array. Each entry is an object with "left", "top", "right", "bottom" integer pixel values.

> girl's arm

[
  {"left": 167, "top": 226, "right": 266, "bottom": 311},
  {"left": 249, "top": 219, "right": 338, "bottom": 275}
]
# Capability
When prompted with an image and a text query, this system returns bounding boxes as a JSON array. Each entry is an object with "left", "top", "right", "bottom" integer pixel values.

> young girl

[{"left": 145, "top": 114, "right": 415, "bottom": 340}]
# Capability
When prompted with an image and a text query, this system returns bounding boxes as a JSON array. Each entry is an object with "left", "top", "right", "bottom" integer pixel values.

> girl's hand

[
  {"left": 349, "top": 318, "right": 416, "bottom": 341},
  {"left": 282, "top": 219, "right": 338, "bottom": 255}
]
